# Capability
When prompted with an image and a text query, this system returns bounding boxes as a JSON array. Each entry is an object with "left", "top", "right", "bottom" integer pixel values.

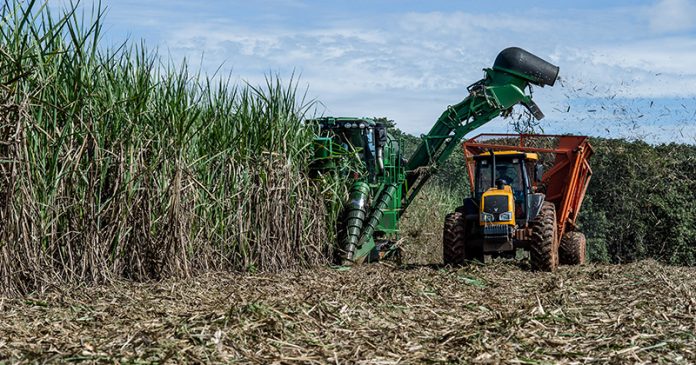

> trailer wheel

[
  {"left": 443, "top": 212, "right": 467, "bottom": 266},
  {"left": 529, "top": 202, "right": 559, "bottom": 272},
  {"left": 560, "top": 231, "right": 586, "bottom": 265}
]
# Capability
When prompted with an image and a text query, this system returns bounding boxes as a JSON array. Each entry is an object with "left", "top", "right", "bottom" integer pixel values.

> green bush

[{"left": 579, "top": 139, "right": 696, "bottom": 265}]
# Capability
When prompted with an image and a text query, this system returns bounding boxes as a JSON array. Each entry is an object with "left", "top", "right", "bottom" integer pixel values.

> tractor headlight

[
  {"left": 481, "top": 213, "right": 495, "bottom": 222},
  {"left": 498, "top": 211, "right": 513, "bottom": 222}
]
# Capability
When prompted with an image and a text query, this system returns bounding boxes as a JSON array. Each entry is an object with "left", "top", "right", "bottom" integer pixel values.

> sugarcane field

[{"left": 1, "top": 1, "right": 695, "bottom": 364}]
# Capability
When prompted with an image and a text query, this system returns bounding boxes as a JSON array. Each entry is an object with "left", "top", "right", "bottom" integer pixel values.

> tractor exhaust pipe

[{"left": 489, "top": 149, "right": 496, "bottom": 189}]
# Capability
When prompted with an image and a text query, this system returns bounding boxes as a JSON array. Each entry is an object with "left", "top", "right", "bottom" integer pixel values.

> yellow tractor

[{"left": 443, "top": 134, "right": 593, "bottom": 271}]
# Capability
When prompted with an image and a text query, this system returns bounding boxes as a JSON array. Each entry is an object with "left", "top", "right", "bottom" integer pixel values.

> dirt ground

[{"left": 1, "top": 260, "right": 694, "bottom": 364}]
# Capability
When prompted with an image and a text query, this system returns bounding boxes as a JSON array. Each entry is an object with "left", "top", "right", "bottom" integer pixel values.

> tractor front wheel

[
  {"left": 443, "top": 212, "right": 467, "bottom": 266},
  {"left": 560, "top": 231, "right": 586, "bottom": 265},
  {"left": 529, "top": 202, "right": 559, "bottom": 272}
]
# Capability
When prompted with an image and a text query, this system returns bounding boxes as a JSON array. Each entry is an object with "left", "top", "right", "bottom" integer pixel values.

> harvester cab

[{"left": 311, "top": 117, "right": 391, "bottom": 183}]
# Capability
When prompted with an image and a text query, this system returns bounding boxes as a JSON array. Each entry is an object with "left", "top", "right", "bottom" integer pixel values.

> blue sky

[{"left": 57, "top": 0, "right": 696, "bottom": 143}]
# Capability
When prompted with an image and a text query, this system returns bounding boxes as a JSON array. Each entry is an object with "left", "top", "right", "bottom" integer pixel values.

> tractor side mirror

[{"left": 534, "top": 164, "right": 544, "bottom": 182}]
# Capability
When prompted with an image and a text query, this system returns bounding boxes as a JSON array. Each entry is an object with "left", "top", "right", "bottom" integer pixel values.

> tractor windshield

[{"left": 476, "top": 158, "right": 524, "bottom": 194}]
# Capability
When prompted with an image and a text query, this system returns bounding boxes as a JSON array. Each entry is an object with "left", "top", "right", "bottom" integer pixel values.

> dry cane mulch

[{"left": 1, "top": 260, "right": 694, "bottom": 364}]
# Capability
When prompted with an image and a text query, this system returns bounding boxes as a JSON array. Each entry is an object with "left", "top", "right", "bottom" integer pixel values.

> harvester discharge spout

[
  {"left": 493, "top": 47, "right": 559, "bottom": 120},
  {"left": 492, "top": 47, "right": 559, "bottom": 87}
]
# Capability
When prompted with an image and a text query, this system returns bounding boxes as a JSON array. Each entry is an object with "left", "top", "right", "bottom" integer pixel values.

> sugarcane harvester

[{"left": 310, "top": 47, "right": 561, "bottom": 265}]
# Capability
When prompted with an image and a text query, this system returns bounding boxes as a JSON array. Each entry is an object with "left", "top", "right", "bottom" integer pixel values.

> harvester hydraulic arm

[{"left": 403, "top": 47, "right": 559, "bottom": 211}]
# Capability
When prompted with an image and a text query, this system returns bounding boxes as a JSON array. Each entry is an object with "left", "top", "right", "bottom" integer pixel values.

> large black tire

[
  {"left": 443, "top": 212, "right": 467, "bottom": 266},
  {"left": 529, "top": 202, "right": 559, "bottom": 272},
  {"left": 560, "top": 231, "right": 586, "bottom": 265}
]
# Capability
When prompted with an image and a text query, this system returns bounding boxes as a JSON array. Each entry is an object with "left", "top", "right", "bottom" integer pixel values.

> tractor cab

[
  {"left": 454, "top": 150, "right": 547, "bottom": 254},
  {"left": 472, "top": 151, "right": 540, "bottom": 225}
]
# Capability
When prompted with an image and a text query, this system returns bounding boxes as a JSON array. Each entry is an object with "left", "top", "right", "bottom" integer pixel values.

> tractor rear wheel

[
  {"left": 529, "top": 202, "right": 559, "bottom": 272},
  {"left": 443, "top": 212, "right": 467, "bottom": 266},
  {"left": 560, "top": 231, "right": 586, "bottom": 265}
]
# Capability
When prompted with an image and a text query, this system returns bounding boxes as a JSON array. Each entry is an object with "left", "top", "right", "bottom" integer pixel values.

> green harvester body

[{"left": 309, "top": 47, "right": 560, "bottom": 264}]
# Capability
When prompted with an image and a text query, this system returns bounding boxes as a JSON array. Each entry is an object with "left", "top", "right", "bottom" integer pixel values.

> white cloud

[{"left": 649, "top": 0, "right": 696, "bottom": 33}]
